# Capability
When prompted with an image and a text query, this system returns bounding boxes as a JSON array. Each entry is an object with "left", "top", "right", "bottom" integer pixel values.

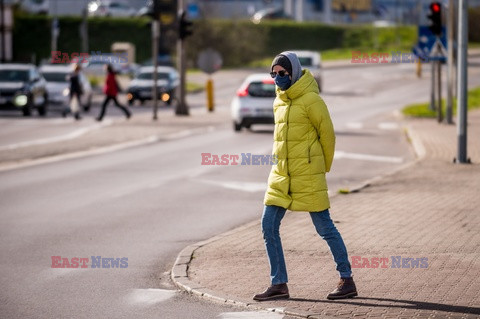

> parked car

[
  {"left": 126, "top": 66, "right": 179, "bottom": 106},
  {"left": 15, "top": 0, "right": 49, "bottom": 15},
  {"left": 291, "top": 50, "right": 323, "bottom": 92},
  {"left": 39, "top": 64, "right": 93, "bottom": 113},
  {"left": 251, "top": 7, "right": 292, "bottom": 24},
  {"left": 231, "top": 73, "right": 276, "bottom": 132},
  {"left": 88, "top": 0, "right": 136, "bottom": 17},
  {"left": 0, "top": 64, "right": 48, "bottom": 116},
  {"left": 136, "top": 0, "right": 153, "bottom": 17}
]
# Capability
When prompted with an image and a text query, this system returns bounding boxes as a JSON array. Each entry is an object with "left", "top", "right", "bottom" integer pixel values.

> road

[{"left": 1, "top": 59, "right": 479, "bottom": 318}]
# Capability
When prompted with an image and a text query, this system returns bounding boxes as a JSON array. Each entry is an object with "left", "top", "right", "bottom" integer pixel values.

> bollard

[
  {"left": 206, "top": 78, "right": 214, "bottom": 112},
  {"left": 416, "top": 59, "right": 422, "bottom": 78}
]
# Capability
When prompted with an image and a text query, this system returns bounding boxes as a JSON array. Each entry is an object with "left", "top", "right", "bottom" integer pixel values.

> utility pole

[
  {"left": 51, "top": 0, "right": 59, "bottom": 54},
  {"left": 295, "top": 0, "right": 303, "bottom": 22},
  {"left": 80, "top": 1, "right": 89, "bottom": 53},
  {"left": 446, "top": 0, "right": 455, "bottom": 124},
  {"left": 323, "top": 0, "right": 332, "bottom": 24},
  {"left": 152, "top": 18, "right": 160, "bottom": 120},
  {"left": 176, "top": 0, "right": 193, "bottom": 116},
  {"left": 455, "top": 0, "right": 468, "bottom": 163}
]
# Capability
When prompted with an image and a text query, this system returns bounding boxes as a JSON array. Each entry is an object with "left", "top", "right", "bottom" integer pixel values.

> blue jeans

[{"left": 261, "top": 205, "right": 352, "bottom": 285}]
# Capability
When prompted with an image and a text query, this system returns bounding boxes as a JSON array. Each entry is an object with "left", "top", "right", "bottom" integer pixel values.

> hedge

[{"left": 12, "top": 13, "right": 419, "bottom": 67}]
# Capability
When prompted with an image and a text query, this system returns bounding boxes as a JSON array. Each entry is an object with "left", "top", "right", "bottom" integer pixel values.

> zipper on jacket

[{"left": 308, "top": 145, "right": 311, "bottom": 163}]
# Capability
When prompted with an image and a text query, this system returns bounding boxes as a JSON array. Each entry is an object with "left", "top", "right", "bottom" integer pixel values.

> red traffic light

[{"left": 431, "top": 3, "right": 441, "bottom": 12}]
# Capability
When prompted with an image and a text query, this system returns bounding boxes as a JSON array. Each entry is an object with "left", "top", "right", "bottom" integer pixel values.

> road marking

[
  {"left": 345, "top": 122, "right": 363, "bottom": 129},
  {"left": 0, "top": 119, "right": 113, "bottom": 151},
  {"left": 0, "top": 126, "right": 218, "bottom": 172},
  {"left": 378, "top": 122, "right": 399, "bottom": 130},
  {"left": 217, "top": 311, "right": 284, "bottom": 318},
  {"left": 199, "top": 180, "right": 267, "bottom": 193},
  {"left": 335, "top": 150, "right": 403, "bottom": 164},
  {"left": 127, "top": 288, "right": 176, "bottom": 306}
]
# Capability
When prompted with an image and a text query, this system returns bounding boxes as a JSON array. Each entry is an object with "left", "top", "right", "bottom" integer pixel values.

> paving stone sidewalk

[{"left": 175, "top": 112, "right": 480, "bottom": 318}]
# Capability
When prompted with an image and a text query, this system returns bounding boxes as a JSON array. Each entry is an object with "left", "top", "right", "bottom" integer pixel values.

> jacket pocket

[{"left": 308, "top": 145, "right": 311, "bottom": 163}]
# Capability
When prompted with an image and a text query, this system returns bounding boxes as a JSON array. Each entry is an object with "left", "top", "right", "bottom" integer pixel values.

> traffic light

[
  {"left": 179, "top": 11, "right": 193, "bottom": 40},
  {"left": 427, "top": 2, "right": 442, "bottom": 36}
]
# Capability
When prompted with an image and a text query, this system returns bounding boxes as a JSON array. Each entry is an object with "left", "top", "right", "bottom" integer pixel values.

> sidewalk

[{"left": 172, "top": 112, "right": 480, "bottom": 318}]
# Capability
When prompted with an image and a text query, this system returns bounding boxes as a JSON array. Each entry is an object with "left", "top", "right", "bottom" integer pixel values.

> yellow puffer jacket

[{"left": 264, "top": 69, "right": 335, "bottom": 212}]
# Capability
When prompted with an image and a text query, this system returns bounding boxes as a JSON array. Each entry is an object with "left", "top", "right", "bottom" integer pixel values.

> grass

[
  {"left": 402, "top": 87, "right": 480, "bottom": 118},
  {"left": 186, "top": 82, "right": 204, "bottom": 94}
]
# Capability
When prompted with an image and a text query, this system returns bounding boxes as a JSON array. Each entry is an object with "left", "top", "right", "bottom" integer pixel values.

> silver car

[
  {"left": 231, "top": 73, "right": 276, "bottom": 132},
  {"left": 40, "top": 65, "right": 93, "bottom": 112},
  {"left": 292, "top": 50, "right": 323, "bottom": 92},
  {"left": 88, "top": 0, "right": 136, "bottom": 17}
]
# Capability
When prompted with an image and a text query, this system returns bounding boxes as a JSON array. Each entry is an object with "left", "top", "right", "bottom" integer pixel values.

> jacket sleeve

[{"left": 306, "top": 94, "right": 336, "bottom": 172}]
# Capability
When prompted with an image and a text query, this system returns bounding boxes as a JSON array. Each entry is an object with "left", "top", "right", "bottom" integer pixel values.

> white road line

[
  {"left": 127, "top": 288, "right": 176, "bottom": 306},
  {"left": 345, "top": 122, "right": 363, "bottom": 129},
  {"left": 0, "top": 126, "right": 218, "bottom": 172},
  {"left": 378, "top": 122, "right": 399, "bottom": 130},
  {"left": 0, "top": 119, "right": 113, "bottom": 151},
  {"left": 199, "top": 180, "right": 267, "bottom": 193},
  {"left": 217, "top": 311, "right": 284, "bottom": 319},
  {"left": 335, "top": 150, "right": 403, "bottom": 164}
]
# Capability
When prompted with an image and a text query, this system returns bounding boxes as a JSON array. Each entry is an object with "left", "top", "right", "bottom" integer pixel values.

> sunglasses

[{"left": 270, "top": 70, "right": 288, "bottom": 78}]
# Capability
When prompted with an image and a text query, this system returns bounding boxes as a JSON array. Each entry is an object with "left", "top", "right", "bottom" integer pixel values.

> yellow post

[
  {"left": 206, "top": 77, "right": 214, "bottom": 112},
  {"left": 416, "top": 59, "right": 422, "bottom": 78}
]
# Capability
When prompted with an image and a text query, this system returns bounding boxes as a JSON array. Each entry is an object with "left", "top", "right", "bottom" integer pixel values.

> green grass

[
  {"left": 186, "top": 82, "right": 204, "bottom": 94},
  {"left": 402, "top": 87, "right": 480, "bottom": 118}
]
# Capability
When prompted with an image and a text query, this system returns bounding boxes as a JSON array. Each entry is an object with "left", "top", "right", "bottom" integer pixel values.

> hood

[
  {"left": 130, "top": 79, "right": 169, "bottom": 88},
  {"left": 278, "top": 51, "right": 303, "bottom": 86},
  {"left": 276, "top": 69, "right": 318, "bottom": 101},
  {"left": 46, "top": 82, "right": 68, "bottom": 93},
  {"left": 0, "top": 82, "right": 24, "bottom": 91}
]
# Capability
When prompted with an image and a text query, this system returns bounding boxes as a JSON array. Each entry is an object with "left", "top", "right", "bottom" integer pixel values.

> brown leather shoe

[
  {"left": 327, "top": 277, "right": 358, "bottom": 300},
  {"left": 253, "top": 283, "right": 289, "bottom": 301}
]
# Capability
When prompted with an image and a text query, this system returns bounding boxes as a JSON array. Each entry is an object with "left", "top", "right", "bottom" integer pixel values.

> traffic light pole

[
  {"left": 455, "top": 0, "right": 468, "bottom": 163},
  {"left": 176, "top": 32, "right": 189, "bottom": 116},
  {"left": 175, "top": 3, "right": 189, "bottom": 116}
]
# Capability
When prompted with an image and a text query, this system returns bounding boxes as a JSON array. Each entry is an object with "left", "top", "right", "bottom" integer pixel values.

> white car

[
  {"left": 291, "top": 50, "right": 323, "bottom": 92},
  {"left": 39, "top": 65, "right": 93, "bottom": 112},
  {"left": 231, "top": 73, "right": 276, "bottom": 132},
  {"left": 127, "top": 66, "right": 179, "bottom": 106},
  {"left": 88, "top": 0, "right": 136, "bottom": 17},
  {"left": 16, "top": 0, "right": 49, "bottom": 14}
]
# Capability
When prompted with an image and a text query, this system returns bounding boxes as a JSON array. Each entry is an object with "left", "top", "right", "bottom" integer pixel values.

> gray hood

[{"left": 279, "top": 51, "right": 303, "bottom": 86}]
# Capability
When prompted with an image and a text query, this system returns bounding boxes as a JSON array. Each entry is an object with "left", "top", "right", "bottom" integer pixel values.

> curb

[{"left": 170, "top": 118, "right": 428, "bottom": 317}]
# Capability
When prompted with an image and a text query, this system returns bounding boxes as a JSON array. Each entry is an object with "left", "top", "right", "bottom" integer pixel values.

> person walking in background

[
  {"left": 253, "top": 52, "right": 357, "bottom": 302},
  {"left": 96, "top": 64, "right": 131, "bottom": 122},
  {"left": 63, "top": 64, "right": 83, "bottom": 120}
]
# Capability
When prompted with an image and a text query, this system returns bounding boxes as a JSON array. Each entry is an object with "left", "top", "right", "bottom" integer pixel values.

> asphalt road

[{"left": 1, "top": 59, "right": 479, "bottom": 318}]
